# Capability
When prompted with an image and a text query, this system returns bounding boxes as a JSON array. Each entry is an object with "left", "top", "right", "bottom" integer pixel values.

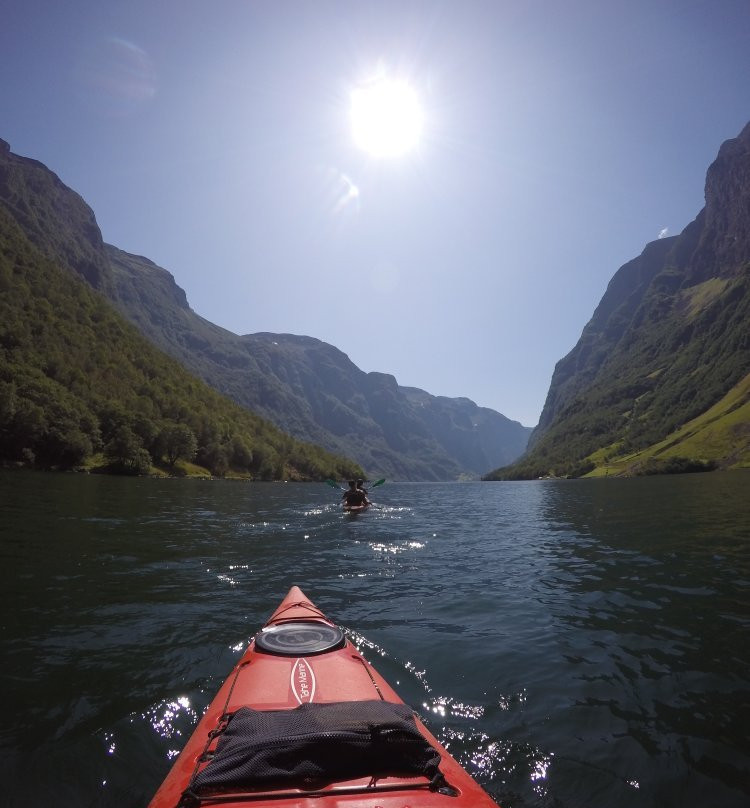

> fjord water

[{"left": 2, "top": 471, "right": 749, "bottom": 808}]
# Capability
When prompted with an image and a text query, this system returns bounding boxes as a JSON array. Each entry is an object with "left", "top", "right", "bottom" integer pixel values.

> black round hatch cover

[{"left": 255, "top": 622, "right": 346, "bottom": 656}]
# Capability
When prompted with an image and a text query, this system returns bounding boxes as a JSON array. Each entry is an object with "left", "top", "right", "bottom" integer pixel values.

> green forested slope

[{"left": 0, "top": 206, "right": 362, "bottom": 480}]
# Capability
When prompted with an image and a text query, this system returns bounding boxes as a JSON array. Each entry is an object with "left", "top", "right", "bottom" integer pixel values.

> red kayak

[{"left": 148, "top": 586, "right": 499, "bottom": 808}]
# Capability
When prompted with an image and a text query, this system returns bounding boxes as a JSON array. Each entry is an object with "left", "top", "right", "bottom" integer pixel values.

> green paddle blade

[
  {"left": 325, "top": 479, "right": 343, "bottom": 489},
  {"left": 371, "top": 478, "right": 386, "bottom": 488}
]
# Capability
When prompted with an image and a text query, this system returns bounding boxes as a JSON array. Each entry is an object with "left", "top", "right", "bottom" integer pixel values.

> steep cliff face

[
  {"left": 531, "top": 236, "right": 677, "bottom": 441},
  {"left": 689, "top": 120, "right": 750, "bottom": 282},
  {"left": 0, "top": 139, "right": 112, "bottom": 292},
  {"left": 492, "top": 121, "right": 750, "bottom": 478}
]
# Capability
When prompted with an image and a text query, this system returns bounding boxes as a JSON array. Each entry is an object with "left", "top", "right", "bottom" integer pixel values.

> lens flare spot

[{"left": 75, "top": 37, "right": 156, "bottom": 117}]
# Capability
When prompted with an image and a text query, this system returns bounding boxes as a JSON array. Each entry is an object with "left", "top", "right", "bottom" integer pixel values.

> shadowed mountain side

[
  {"left": 107, "top": 245, "right": 531, "bottom": 480},
  {"left": 488, "top": 121, "right": 750, "bottom": 479}
]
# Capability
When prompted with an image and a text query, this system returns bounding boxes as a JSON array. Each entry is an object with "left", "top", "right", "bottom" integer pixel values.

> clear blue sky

[{"left": 2, "top": 1, "right": 749, "bottom": 427}]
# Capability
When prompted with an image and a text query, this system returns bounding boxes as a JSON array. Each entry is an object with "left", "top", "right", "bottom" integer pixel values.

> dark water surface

[{"left": 2, "top": 470, "right": 749, "bottom": 807}]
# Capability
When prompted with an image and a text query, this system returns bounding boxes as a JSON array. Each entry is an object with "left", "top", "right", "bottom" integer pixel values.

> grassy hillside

[
  {"left": 585, "top": 372, "right": 750, "bottom": 477},
  {"left": 0, "top": 206, "right": 363, "bottom": 480}
]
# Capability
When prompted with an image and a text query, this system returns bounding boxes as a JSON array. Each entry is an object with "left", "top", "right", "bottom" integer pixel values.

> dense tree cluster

[{"left": 0, "top": 209, "right": 363, "bottom": 480}]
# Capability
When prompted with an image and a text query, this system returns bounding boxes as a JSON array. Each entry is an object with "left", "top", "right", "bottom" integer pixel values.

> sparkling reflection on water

[{"left": 1, "top": 470, "right": 749, "bottom": 807}]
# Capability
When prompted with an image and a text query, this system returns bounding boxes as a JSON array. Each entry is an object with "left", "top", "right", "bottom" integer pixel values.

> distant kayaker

[{"left": 342, "top": 480, "right": 369, "bottom": 507}]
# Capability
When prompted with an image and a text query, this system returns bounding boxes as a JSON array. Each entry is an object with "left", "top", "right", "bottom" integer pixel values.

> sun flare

[{"left": 350, "top": 76, "right": 423, "bottom": 158}]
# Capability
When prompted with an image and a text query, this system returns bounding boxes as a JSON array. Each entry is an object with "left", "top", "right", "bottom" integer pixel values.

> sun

[{"left": 350, "top": 76, "right": 423, "bottom": 158}]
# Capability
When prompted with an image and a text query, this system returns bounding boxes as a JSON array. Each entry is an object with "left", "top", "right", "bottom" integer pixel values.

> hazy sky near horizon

[{"left": 2, "top": 1, "right": 749, "bottom": 426}]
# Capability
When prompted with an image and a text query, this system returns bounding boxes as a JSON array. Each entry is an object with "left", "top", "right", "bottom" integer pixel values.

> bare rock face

[{"left": 688, "top": 121, "right": 750, "bottom": 282}]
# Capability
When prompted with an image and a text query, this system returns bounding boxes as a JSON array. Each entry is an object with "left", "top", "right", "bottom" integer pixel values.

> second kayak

[{"left": 342, "top": 503, "right": 370, "bottom": 513}]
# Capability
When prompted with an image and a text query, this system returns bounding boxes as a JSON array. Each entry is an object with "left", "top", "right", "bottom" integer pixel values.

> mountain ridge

[{"left": 107, "top": 241, "right": 531, "bottom": 480}]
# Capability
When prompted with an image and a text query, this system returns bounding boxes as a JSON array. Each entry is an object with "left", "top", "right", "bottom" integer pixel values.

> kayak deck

[{"left": 148, "top": 586, "right": 498, "bottom": 808}]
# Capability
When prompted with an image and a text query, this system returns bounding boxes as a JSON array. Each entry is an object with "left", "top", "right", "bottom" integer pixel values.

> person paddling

[{"left": 342, "top": 480, "right": 369, "bottom": 507}]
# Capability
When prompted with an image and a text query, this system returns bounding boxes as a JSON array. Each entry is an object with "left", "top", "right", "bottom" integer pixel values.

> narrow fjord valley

[{"left": 2, "top": 122, "right": 750, "bottom": 482}]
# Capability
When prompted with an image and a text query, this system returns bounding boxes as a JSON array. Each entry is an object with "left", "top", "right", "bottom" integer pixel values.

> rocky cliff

[
  {"left": 489, "top": 121, "right": 750, "bottom": 479},
  {"left": 0, "top": 138, "right": 112, "bottom": 292}
]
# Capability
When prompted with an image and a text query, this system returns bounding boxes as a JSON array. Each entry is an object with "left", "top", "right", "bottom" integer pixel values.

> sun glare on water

[{"left": 350, "top": 76, "right": 423, "bottom": 158}]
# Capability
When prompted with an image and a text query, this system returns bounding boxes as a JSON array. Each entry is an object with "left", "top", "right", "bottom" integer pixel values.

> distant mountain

[
  {"left": 487, "top": 121, "right": 750, "bottom": 479},
  {"left": 107, "top": 246, "right": 531, "bottom": 480},
  {"left": 0, "top": 137, "right": 530, "bottom": 480}
]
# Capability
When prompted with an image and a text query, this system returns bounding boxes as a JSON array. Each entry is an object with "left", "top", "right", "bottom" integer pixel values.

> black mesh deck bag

[{"left": 182, "top": 700, "right": 452, "bottom": 800}]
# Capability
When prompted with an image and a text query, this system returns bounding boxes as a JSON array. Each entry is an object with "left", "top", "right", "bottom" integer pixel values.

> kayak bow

[{"left": 148, "top": 586, "right": 499, "bottom": 808}]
